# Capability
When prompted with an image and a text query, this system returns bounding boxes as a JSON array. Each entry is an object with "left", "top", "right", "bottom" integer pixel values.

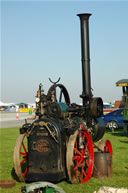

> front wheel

[
  {"left": 107, "top": 121, "right": 118, "bottom": 130},
  {"left": 13, "top": 134, "right": 28, "bottom": 182},
  {"left": 66, "top": 129, "right": 94, "bottom": 184}
]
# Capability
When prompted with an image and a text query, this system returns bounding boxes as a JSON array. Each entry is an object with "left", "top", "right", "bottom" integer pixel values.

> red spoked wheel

[
  {"left": 66, "top": 129, "right": 94, "bottom": 184},
  {"left": 13, "top": 134, "right": 28, "bottom": 182},
  {"left": 98, "top": 139, "right": 113, "bottom": 157}
]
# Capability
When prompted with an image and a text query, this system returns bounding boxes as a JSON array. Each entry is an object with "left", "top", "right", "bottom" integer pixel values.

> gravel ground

[{"left": 0, "top": 112, "right": 35, "bottom": 128}]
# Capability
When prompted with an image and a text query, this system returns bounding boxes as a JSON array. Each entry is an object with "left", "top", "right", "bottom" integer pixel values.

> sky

[{"left": 1, "top": 0, "right": 128, "bottom": 104}]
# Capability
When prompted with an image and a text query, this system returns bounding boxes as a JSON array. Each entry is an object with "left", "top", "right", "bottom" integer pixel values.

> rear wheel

[{"left": 13, "top": 134, "right": 28, "bottom": 182}]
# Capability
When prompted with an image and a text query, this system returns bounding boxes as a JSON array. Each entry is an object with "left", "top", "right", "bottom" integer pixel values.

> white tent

[{"left": 0, "top": 101, "right": 15, "bottom": 106}]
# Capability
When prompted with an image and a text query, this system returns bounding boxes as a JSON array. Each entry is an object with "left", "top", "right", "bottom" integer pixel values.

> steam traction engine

[{"left": 13, "top": 13, "right": 112, "bottom": 184}]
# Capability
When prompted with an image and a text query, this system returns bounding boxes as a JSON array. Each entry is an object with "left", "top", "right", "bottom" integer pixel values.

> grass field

[{"left": 0, "top": 127, "right": 128, "bottom": 193}]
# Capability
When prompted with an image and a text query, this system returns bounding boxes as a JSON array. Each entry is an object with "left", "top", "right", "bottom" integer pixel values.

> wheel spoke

[
  {"left": 86, "top": 159, "right": 89, "bottom": 167},
  {"left": 23, "top": 168, "right": 28, "bottom": 177},
  {"left": 22, "top": 142, "right": 27, "bottom": 153},
  {"left": 82, "top": 166, "right": 87, "bottom": 178},
  {"left": 20, "top": 157, "right": 27, "bottom": 166},
  {"left": 82, "top": 141, "right": 88, "bottom": 156},
  {"left": 20, "top": 152, "right": 27, "bottom": 156},
  {"left": 80, "top": 166, "right": 83, "bottom": 182},
  {"left": 80, "top": 162, "right": 87, "bottom": 183},
  {"left": 74, "top": 147, "right": 82, "bottom": 156},
  {"left": 74, "top": 159, "right": 82, "bottom": 170},
  {"left": 73, "top": 155, "right": 81, "bottom": 161},
  {"left": 80, "top": 151, "right": 89, "bottom": 183}
]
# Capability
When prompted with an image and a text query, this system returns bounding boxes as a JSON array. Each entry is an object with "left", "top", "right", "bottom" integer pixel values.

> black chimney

[{"left": 77, "top": 13, "right": 92, "bottom": 106}]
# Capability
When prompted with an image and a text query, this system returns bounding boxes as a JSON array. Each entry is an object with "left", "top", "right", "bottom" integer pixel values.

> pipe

[{"left": 77, "top": 13, "right": 92, "bottom": 105}]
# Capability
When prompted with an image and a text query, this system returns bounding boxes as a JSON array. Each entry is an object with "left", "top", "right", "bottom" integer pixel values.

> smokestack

[{"left": 77, "top": 13, "right": 92, "bottom": 105}]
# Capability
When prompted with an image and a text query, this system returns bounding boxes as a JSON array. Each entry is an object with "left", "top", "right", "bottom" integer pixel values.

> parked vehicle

[
  {"left": 103, "top": 103, "right": 116, "bottom": 114},
  {"left": 0, "top": 106, "right": 8, "bottom": 111},
  {"left": 103, "top": 104, "right": 114, "bottom": 109},
  {"left": 6, "top": 105, "right": 16, "bottom": 112},
  {"left": 102, "top": 108, "right": 124, "bottom": 130}
]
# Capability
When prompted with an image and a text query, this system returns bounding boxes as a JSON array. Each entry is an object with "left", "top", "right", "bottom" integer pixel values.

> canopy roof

[
  {"left": 116, "top": 79, "right": 128, "bottom": 87},
  {"left": 16, "top": 102, "right": 28, "bottom": 105}
]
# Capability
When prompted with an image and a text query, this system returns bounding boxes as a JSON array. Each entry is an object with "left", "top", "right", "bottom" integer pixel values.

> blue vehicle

[{"left": 102, "top": 108, "right": 124, "bottom": 130}]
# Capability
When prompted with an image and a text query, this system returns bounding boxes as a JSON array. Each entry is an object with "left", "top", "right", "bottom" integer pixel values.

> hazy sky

[{"left": 1, "top": 1, "right": 128, "bottom": 104}]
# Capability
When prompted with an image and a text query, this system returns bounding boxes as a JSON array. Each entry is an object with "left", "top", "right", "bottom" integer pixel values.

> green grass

[{"left": 0, "top": 127, "right": 128, "bottom": 193}]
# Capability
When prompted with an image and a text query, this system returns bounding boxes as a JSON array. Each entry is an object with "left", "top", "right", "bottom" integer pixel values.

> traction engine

[{"left": 13, "top": 13, "right": 112, "bottom": 184}]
